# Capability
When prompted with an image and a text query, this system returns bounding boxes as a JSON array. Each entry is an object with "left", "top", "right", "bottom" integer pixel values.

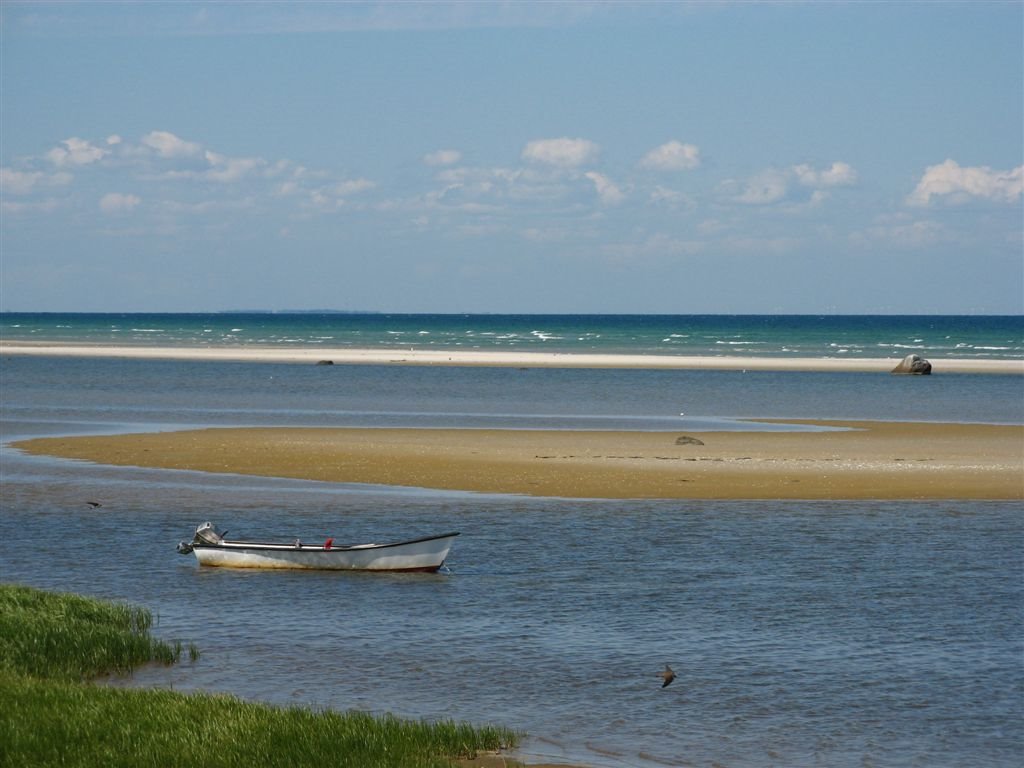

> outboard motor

[
  {"left": 194, "top": 522, "right": 225, "bottom": 545},
  {"left": 177, "top": 522, "right": 226, "bottom": 555}
]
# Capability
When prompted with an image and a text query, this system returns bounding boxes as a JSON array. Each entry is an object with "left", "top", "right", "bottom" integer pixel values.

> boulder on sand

[
  {"left": 891, "top": 354, "right": 932, "bottom": 375},
  {"left": 675, "top": 435, "right": 705, "bottom": 446}
]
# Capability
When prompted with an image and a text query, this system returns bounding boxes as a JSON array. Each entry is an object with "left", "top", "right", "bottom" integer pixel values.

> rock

[
  {"left": 891, "top": 354, "right": 932, "bottom": 375},
  {"left": 675, "top": 435, "right": 705, "bottom": 446},
  {"left": 316, "top": 360, "right": 335, "bottom": 366}
]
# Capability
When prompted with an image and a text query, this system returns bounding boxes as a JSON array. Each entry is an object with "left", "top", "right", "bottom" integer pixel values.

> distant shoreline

[{"left": 2, "top": 342, "right": 1022, "bottom": 374}]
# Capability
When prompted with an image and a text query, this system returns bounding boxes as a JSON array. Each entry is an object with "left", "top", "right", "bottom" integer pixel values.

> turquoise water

[
  {"left": 3, "top": 312, "right": 1023, "bottom": 359},
  {"left": 1, "top": 339, "right": 1022, "bottom": 767}
]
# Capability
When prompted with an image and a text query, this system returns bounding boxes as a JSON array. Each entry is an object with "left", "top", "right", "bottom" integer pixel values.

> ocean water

[
  {"left": 2, "top": 312, "right": 1023, "bottom": 360},
  {"left": 1, "top": 321, "right": 1023, "bottom": 768}
]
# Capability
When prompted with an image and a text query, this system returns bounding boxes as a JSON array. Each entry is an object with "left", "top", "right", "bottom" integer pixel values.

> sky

[{"left": 1, "top": 1, "right": 1022, "bottom": 314}]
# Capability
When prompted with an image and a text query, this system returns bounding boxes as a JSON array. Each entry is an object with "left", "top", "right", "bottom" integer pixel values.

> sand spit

[
  {"left": 2, "top": 342, "right": 1022, "bottom": 373},
  {"left": 15, "top": 420, "right": 1024, "bottom": 500}
]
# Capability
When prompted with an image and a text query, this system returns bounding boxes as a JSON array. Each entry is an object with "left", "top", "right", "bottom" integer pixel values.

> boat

[{"left": 176, "top": 522, "right": 459, "bottom": 573}]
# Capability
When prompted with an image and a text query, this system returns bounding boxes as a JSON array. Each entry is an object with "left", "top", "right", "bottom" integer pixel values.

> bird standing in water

[{"left": 660, "top": 664, "right": 676, "bottom": 688}]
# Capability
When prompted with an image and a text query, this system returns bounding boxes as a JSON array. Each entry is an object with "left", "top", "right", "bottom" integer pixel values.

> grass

[
  {"left": 0, "top": 584, "right": 519, "bottom": 768},
  {"left": 0, "top": 583, "right": 188, "bottom": 680}
]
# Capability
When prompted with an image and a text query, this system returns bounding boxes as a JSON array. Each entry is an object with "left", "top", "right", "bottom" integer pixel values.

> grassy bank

[
  {"left": 0, "top": 584, "right": 519, "bottom": 768},
  {"left": 0, "top": 583, "right": 191, "bottom": 680}
]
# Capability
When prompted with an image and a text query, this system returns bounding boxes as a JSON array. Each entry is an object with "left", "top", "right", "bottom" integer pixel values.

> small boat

[{"left": 177, "top": 522, "right": 459, "bottom": 573}]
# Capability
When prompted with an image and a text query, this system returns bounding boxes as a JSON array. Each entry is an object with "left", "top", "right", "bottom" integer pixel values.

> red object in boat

[{"left": 324, "top": 538, "right": 333, "bottom": 550}]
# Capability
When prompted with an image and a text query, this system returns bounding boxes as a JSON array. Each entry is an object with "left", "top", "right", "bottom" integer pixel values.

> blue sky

[{"left": 2, "top": 1, "right": 1021, "bottom": 314}]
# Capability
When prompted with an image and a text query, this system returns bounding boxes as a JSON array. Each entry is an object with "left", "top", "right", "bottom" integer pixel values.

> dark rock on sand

[
  {"left": 316, "top": 360, "right": 335, "bottom": 366},
  {"left": 675, "top": 435, "right": 705, "bottom": 446},
  {"left": 891, "top": 354, "right": 932, "bottom": 375}
]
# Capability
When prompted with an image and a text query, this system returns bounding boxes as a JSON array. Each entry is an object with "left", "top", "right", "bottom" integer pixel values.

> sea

[
  {"left": 2, "top": 312, "right": 1023, "bottom": 360},
  {"left": 1, "top": 313, "right": 1022, "bottom": 768}
]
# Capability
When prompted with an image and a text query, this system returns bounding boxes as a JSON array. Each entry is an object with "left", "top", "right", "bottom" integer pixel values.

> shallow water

[{"left": 1, "top": 356, "right": 1022, "bottom": 767}]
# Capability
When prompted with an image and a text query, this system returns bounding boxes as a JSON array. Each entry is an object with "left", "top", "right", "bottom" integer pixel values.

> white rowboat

[{"left": 177, "top": 522, "right": 459, "bottom": 573}]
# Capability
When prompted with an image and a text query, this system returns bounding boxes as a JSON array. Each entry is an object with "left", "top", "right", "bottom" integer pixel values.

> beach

[
  {"left": 2, "top": 341, "right": 1023, "bottom": 373},
  {"left": 15, "top": 420, "right": 1023, "bottom": 500}
]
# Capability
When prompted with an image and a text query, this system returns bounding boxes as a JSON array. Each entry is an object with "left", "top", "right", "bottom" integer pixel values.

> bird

[
  {"left": 85, "top": 501, "right": 102, "bottom": 508},
  {"left": 660, "top": 664, "right": 676, "bottom": 688}
]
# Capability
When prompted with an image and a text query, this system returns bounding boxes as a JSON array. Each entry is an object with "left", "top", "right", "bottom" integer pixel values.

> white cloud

[
  {"left": 2, "top": 199, "right": 60, "bottom": 215},
  {"left": 521, "top": 137, "right": 599, "bottom": 167},
  {"left": 99, "top": 192, "right": 141, "bottom": 214},
  {"left": 306, "top": 177, "right": 376, "bottom": 211},
  {"left": 329, "top": 178, "right": 375, "bottom": 196},
  {"left": 423, "top": 149, "right": 462, "bottom": 166},
  {"left": 1, "top": 167, "right": 73, "bottom": 194},
  {"left": 727, "top": 161, "right": 857, "bottom": 205},
  {"left": 2, "top": 168, "right": 44, "bottom": 195},
  {"left": 429, "top": 165, "right": 571, "bottom": 206},
  {"left": 106, "top": 135, "right": 123, "bottom": 146},
  {"left": 46, "top": 137, "right": 109, "bottom": 167},
  {"left": 907, "top": 159, "right": 1023, "bottom": 206},
  {"left": 203, "top": 151, "right": 266, "bottom": 182},
  {"left": 584, "top": 171, "right": 625, "bottom": 205},
  {"left": 159, "top": 197, "right": 256, "bottom": 216},
  {"left": 732, "top": 169, "right": 791, "bottom": 205},
  {"left": 648, "top": 185, "right": 690, "bottom": 207},
  {"left": 639, "top": 140, "right": 700, "bottom": 171},
  {"left": 794, "top": 161, "right": 856, "bottom": 188},
  {"left": 141, "top": 130, "right": 203, "bottom": 159},
  {"left": 853, "top": 213, "right": 947, "bottom": 248}
]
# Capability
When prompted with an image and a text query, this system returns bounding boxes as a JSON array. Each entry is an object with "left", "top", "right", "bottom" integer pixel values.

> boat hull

[{"left": 189, "top": 532, "right": 459, "bottom": 572}]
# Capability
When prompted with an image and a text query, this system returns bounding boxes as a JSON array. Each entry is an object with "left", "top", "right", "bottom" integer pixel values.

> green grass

[
  {"left": 0, "top": 583, "right": 184, "bottom": 680},
  {"left": 0, "top": 584, "right": 519, "bottom": 768}
]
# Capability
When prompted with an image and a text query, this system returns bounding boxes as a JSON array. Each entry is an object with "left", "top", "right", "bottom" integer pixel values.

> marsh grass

[
  {"left": 0, "top": 583, "right": 182, "bottom": 680},
  {"left": 0, "top": 585, "right": 519, "bottom": 767}
]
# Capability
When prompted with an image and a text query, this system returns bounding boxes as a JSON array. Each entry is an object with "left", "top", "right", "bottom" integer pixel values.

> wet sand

[
  {"left": 2, "top": 341, "right": 1022, "bottom": 373},
  {"left": 15, "top": 421, "right": 1023, "bottom": 500}
]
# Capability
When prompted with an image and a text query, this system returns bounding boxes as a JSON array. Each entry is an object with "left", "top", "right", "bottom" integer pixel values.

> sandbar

[
  {"left": 2, "top": 341, "right": 1022, "bottom": 373},
  {"left": 15, "top": 421, "right": 1023, "bottom": 500}
]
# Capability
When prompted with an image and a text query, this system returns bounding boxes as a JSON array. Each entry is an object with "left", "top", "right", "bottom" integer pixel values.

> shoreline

[
  {"left": 1, "top": 341, "right": 1022, "bottom": 373},
  {"left": 15, "top": 420, "right": 1024, "bottom": 500}
]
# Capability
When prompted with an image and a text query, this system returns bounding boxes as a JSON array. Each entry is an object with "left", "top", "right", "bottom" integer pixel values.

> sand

[
  {"left": 15, "top": 421, "right": 1023, "bottom": 500},
  {"left": 2, "top": 341, "right": 1023, "bottom": 373}
]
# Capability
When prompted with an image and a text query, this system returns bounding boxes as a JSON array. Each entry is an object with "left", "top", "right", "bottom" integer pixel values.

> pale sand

[
  {"left": 2, "top": 341, "right": 1022, "bottom": 373},
  {"left": 15, "top": 421, "right": 1024, "bottom": 500}
]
